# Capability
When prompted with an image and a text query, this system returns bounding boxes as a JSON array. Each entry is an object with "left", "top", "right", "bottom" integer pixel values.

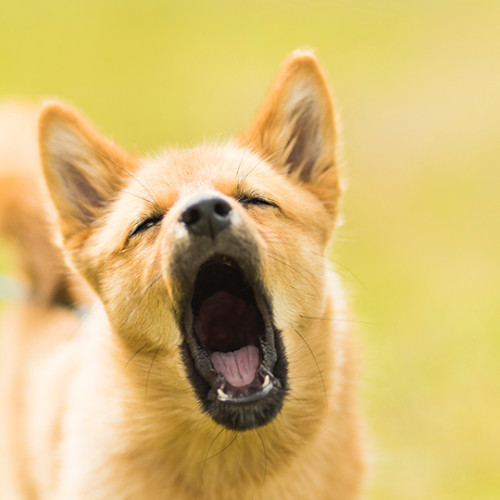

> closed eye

[
  {"left": 237, "top": 194, "right": 279, "bottom": 209},
  {"left": 129, "top": 214, "right": 164, "bottom": 238}
]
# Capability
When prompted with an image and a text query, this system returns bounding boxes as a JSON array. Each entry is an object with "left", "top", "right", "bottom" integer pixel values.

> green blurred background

[{"left": 1, "top": 1, "right": 499, "bottom": 498}]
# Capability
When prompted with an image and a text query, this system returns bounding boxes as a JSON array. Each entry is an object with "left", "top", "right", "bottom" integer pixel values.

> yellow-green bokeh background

[{"left": 1, "top": 1, "right": 499, "bottom": 498}]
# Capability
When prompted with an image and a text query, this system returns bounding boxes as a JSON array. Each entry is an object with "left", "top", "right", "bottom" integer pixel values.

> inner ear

[
  {"left": 61, "top": 158, "right": 108, "bottom": 222},
  {"left": 39, "top": 102, "right": 135, "bottom": 242},
  {"left": 241, "top": 51, "right": 338, "bottom": 190},
  {"left": 284, "top": 96, "right": 323, "bottom": 182}
]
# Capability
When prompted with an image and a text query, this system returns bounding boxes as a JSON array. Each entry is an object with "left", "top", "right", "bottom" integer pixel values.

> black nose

[{"left": 180, "top": 194, "right": 232, "bottom": 238}]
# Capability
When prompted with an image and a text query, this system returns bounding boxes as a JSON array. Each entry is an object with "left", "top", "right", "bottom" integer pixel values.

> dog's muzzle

[{"left": 167, "top": 192, "right": 288, "bottom": 431}]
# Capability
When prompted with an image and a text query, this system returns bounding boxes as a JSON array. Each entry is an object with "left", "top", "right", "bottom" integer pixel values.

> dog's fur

[{"left": 0, "top": 52, "right": 364, "bottom": 499}]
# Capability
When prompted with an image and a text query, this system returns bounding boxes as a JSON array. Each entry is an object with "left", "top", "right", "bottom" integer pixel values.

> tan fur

[{"left": 0, "top": 51, "right": 365, "bottom": 499}]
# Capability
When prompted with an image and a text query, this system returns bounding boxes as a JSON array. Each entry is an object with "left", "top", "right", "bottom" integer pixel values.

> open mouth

[{"left": 181, "top": 255, "right": 288, "bottom": 430}]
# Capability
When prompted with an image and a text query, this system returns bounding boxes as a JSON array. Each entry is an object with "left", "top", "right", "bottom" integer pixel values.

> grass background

[{"left": 1, "top": 1, "right": 499, "bottom": 498}]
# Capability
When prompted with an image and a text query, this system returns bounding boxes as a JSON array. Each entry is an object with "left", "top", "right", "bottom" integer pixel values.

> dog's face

[{"left": 39, "top": 51, "right": 341, "bottom": 431}]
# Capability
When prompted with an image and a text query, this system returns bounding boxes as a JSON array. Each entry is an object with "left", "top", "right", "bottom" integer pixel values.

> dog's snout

[{"left": 180, "top": 194, "right": 232, "bottom": 238}]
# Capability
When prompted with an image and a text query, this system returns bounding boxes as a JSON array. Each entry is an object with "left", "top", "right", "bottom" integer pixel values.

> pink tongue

[{"left": 211, "top": 345, "right": 260, "bottom": 387}]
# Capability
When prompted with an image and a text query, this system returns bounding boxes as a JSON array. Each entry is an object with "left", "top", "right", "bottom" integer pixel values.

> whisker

[
  {"left": 283, "top": 390, "right": 306, "bottom": 413},
  {"left": 261, "top": 232, "right": 368, "bottom": 292},
  {"left": 121, "top": 190, "right": 156, "bottom": 207},
  {"left": 237, "top": 145, "right": 287, "bottom": 185},
  {"left": 126, "top": 344, "right": 147, "bottom": 366},
  {"left": 267, "top": 251, "right": 321, "bottom": 300},
  {"left": 91, "top": 147, "right": 157, "bottom": 204},
  {"left": 144, "top": 346, "right": 160, "bottom": 401},
  {"left": 325, "top": 256, "right": 367, "bottom": 292},
  {"left": 200, "top": 428, "right": 225, "bottom": 481},
  {"left": 256, "top": 429, "right": 268, "bottom": 486},
  {"left": 198, "top": 431, "right": 238, "bottom": 465},
  {"left": 291, "top": 327, "right": 328, "bottom": 407},
  {"left": 300, "top": 315, "right": 377, "bottom": 326},
  {"left": 124, "top": 273, "right": 162, "bottom": 326}
]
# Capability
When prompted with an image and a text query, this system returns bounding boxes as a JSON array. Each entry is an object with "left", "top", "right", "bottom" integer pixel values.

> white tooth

[
  {"left": 217, "top": 388, "right": 229, "bottom": 401},
  {"left": 263, "top": 375, "right": 270, "bottom": 387}
]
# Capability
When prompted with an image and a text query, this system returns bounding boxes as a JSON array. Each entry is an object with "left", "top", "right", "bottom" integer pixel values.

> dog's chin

[{"left": 180, "top": 255, "right": 288, "bottom": 431}]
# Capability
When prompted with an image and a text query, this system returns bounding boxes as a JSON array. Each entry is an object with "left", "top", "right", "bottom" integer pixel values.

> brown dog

[{"left": 0, "top": 51, "right": 364, "bottom": 499}]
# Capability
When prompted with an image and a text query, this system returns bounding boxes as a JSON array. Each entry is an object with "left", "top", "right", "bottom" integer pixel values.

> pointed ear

[
  {"left": 241, "top": 51, "right": 341, "bottom": 212},
  {"left": 39, "top": 102, "right": 135, "bottom": 242}
]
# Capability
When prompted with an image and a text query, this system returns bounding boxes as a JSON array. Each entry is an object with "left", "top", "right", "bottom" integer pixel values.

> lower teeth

[{"left": 212, "top": 367, "right": 276, "bottom": 403}]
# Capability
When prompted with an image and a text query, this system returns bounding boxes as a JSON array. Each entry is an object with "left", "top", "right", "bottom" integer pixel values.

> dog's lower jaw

[{"left": 179, "top": 332, "right": 288, "bottom": 431}]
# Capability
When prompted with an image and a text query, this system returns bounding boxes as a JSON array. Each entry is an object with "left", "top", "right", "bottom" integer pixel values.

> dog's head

[{"left": 39, "top": 51, "right": 341, "bottom": 431}]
